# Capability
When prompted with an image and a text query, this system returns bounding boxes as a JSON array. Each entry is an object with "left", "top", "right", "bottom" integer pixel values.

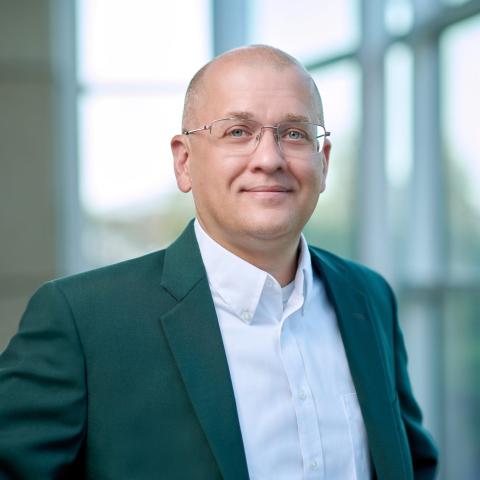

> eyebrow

[
  {"left": 284, "top": 113, "right": 310, "bottom": 122},
  {"left": 225, "top": 111, "right": 311, "bottom": 123},
  {"left": 225, "top": 111, "right": 255, "bottom": 120}
]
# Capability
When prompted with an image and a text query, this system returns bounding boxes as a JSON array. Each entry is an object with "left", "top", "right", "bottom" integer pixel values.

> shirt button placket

[
  {"left": 309, "top": 460, "right": 319, "bottom": 471},
  {"left": 241, "top": 310, "right": 252, "bottom": 322}
]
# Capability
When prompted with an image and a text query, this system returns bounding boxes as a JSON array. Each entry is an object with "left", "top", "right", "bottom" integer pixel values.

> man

[{"left": 0, "top": 45, "right": 437, "bottom": 479}]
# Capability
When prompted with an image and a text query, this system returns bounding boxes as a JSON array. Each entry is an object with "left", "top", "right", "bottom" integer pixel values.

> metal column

[
  {"left": 405, "top": 0, "right": 447, "bottom": 472},
  {"left": 357, "top": 0, "right": 390, "bottom": 276},
  {"left": 212, "top": 0, "right": 248, "bottom": 55}
]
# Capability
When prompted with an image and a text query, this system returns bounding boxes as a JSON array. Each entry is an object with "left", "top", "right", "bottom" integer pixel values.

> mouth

[
  {"left": 240, "top": 185, "right": 293, "bottom": 203},
  {"left": 242, "top": 185, "right": 292, "bottom": 193}
]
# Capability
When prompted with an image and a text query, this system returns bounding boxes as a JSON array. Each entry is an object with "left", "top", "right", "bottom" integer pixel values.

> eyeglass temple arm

[{"left": 182, "top": 125, "right": 210, "bottom": 135}]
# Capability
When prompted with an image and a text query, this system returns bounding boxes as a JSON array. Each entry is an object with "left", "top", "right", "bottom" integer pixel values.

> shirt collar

[
  {"left": 194, "top": 219, "right": 313, "bottom": 324},
  {"left": 290, "top": 232, "right": 313, "bottom": 315}
]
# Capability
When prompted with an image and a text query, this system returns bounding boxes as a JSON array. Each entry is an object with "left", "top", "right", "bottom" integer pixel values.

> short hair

[{"left": 181, "top": 44, "right": 324, "bottom": 129}]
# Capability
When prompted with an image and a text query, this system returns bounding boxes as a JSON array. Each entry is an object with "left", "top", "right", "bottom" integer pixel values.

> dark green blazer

[{"left": 0, "top": 222, "right": 438, "bottom": 479}]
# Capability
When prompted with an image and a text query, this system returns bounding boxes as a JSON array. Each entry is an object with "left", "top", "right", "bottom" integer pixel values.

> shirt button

[
  {"left": 241, "top": 310, "right": 252, "bottom": 322},
  {"left": 309, "top": 460, "right": 319, "bottom": 471},
  {"left": 265, "top": 277, "right": 274, "bottom": 288},
  {"left": 298, "top": 390, "right": 307, "bottom": 401}
]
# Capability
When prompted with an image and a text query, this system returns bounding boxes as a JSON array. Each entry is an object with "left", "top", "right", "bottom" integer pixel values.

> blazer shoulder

[
  {"left": 50, "top": 249, "right": 167, "bottom": 299},
  {"left": 308, "top": 245, "right": 393, "bottom": 297}
]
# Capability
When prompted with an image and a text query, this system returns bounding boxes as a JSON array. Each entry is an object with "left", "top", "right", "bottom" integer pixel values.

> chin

[{"left": 241, "top": 218, "right": 298, "bottom": 241}]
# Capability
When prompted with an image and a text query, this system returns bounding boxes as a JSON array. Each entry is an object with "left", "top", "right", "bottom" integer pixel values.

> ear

[
  {"left": 171, "top": 134, "right": 192, "bottom": 193},
  {"left": 322, "top": 138, "right": 331, "bottom": 176},
  {"left": 319, "top": 138, "right": 331, "bottom": 192}
]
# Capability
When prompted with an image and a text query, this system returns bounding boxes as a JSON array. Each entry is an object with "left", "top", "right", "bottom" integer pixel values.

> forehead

[{"left": 197, "top": 60, "right": 319, "bottom": 123}]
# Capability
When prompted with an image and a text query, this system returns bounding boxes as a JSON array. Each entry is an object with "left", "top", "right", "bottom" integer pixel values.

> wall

[{"left": 0, "top": 1, "right": 59, "bottom": 350}]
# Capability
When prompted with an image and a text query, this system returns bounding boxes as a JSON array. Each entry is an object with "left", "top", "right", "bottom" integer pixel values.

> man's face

[{"left": 172, "top": 60, "right": 330, "bottom": 254}]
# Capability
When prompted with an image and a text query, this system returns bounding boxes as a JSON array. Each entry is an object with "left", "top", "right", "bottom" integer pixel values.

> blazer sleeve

[
  {"left": 388, "top": 283, "right": 439, "bottom": 479},
  {"left": 0, "top": 282, "right": 86, "bottom": 479}
]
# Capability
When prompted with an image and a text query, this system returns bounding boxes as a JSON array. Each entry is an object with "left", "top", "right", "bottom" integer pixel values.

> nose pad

[{"left": 255, "top": 126, "right": 282, "bottom": 152}]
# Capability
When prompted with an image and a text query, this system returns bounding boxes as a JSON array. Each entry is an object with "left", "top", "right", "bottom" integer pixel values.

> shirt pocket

[{"left": 342, "top": 392, "right": 372, "bottom": 480}]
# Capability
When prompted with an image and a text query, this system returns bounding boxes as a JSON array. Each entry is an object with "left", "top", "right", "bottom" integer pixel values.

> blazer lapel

[
  {"left": 159, "top": 222, "right": 249, "bottom": 480},
  {"left": 310, "top": 249, "right": 406, "bottom": 480}
]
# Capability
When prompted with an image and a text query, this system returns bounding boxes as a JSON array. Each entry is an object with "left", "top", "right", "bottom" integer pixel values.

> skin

[{"left": 171, "top": 51, "right": 331, "bottom": 286}]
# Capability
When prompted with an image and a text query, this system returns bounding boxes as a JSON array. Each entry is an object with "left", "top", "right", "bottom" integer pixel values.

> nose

[
  {"left": 249, "top": 126, "right": 286, "bottom": 172},
  {"left": 256, "top": 126, "right": 280, "bottom": 148}
]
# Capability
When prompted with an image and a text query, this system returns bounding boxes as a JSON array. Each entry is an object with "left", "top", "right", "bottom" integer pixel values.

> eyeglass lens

[{"left": 210, "top": 119, "right": 326, "bottom": 157}]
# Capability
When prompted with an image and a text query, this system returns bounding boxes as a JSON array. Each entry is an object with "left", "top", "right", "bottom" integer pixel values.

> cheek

[
  {"left": 189, "top": 155, "right": 244, "bottom": 203},
  {"left": 291, "top": 161, "right": 324, "bottom": 190},
  {"left": 206, "top": 159, "right": 247, "bottom": 194},
  {"left": 317, "top": 170, "right": 327, "bottom": 192},
  {"left": 312, "top": 157, "right": 328, "bottom": 188}
]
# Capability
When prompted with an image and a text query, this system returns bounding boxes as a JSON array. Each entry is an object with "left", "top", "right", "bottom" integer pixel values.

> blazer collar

[
  {"left": 159, "top": 220, "right": 249, "bottom": 480},
  {"left": 160, "top": 219, "right": 206, "bottom": 301},
  {"left": 310, "top": 248, "right": 407, "bottom": 479},
  {"left": 309, "top": 247, "right": 395, "bottom": 404},
  {"left": 159, "top": 224, "right": 403, "bottom": 480}
]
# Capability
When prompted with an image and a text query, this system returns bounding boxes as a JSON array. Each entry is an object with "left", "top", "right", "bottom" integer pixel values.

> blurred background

[{"left": 1, "top": 0, "right": 479, "bottom": 477}]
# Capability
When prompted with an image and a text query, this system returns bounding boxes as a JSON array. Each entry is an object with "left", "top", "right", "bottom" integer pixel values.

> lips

[{"left": 242, "top": 185, "right": 292, "bottom": 193}]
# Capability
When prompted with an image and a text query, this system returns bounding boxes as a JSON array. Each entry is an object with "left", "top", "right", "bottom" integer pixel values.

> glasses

[{"left": 183, "top": 118, "right": 330, "bottom": 158}]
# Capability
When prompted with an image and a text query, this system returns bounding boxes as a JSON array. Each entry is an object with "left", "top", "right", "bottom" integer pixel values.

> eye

[
  {"left": 225, "top": 125, "right": 253, "bottom": 139},
  {"left": 286, "top": 129, "right": 305, "bottom": 140},
  {"left": 282, "top": 128, "right": 310, "bottom": 142},
  {"left": 229, "top": 128, "right": 247, "bottom": 137}
]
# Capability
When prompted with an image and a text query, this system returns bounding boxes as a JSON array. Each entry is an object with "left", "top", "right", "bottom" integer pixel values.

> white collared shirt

[{"left": 194, "top": 220, "right": 372, "bottom": 480}]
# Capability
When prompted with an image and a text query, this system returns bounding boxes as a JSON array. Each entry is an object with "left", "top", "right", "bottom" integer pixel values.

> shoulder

[
  {"left": 308, "top": 245, "right": 395, "bottom": 301},
  {"left": 33, "top": 249, "right": 169, "bottom": 316},
  {"left": 308, "top": 245, "right": 398, "bottom": 343},
  {"left": 20, "top": 249, "right": 176, "bottom": 345},
  {"left": 55, "top": 249, "right": 166, "bottom": 291}
]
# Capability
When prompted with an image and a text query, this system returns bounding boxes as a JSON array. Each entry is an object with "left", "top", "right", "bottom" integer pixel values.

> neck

[
  {"left": 198, "top": 221, "right": 301, "bottom": 286},
  {"left": 233, "top": 240, "right": 301, "bottom": 287}
]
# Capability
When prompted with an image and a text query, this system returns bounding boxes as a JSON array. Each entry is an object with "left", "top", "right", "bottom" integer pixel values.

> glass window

[
  {"left": 385, "top": 42, "right": 413, "bottom": 273},
  {"left": 305, "top": 61, "right": 360, "bottom": 257},
  {"left": 385, "top": 43, "right": 413, "bottom": 190},
  {"left": 77, "top": 0, "right": 211, "bottom": 84},
  {"left": 442, "top": 0, "right": 472, "bottom": 6},
  {"left": 79, "top": 94, "right": 183, "bottom": 215},
  {"left": 441, "top": 14, "right": 480, "bottom": 277},
  {"left": 384, "top": 0, "right": 413, "bottom": 36},
  {"left": 444, "top": 291, "right": 480, "bottom": 479},
  {"left": 77, "top": 0, "right": 210, "bottom": 266},
  {"left": 440, "top": 14, "right": 480, "bottom": 480},
  {"left": 248, "top": 0, "right": 360, "bottom": 63}
]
